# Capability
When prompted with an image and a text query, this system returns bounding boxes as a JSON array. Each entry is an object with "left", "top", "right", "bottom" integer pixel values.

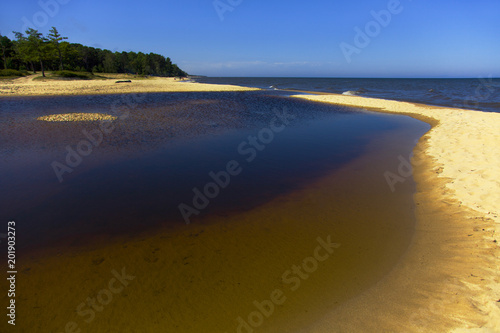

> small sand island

[{"left": 37, "top": 113, "right": 118, "bottom": 122}]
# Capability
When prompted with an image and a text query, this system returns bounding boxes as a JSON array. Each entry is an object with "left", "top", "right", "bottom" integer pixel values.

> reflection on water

[{"left": 0, "top": 92, "right": 405, "bottom": 249}]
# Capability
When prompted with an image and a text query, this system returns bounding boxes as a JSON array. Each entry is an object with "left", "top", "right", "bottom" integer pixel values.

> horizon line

[{"left": 190, "top": 76, "right": 499, "bottom": 79}]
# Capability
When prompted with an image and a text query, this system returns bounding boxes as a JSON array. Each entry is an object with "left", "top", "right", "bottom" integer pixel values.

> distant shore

[
  {"left": 293, "top": 93, "right": 500, "bottom": 332},
  {"left": 0, "top": 74, "right": 259, "bottom": 96}
]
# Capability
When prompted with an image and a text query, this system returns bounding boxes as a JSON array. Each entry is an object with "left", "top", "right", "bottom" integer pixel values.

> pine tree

[
  {"left": 12, "top": 32, "right": 33, "bottom": 72},
  {"left": 25, "top": 28, "right": 50, "bottom": 77},
  {"left": 47, "top": 27, "right": 68, "bottom": 70},
  {"left": 0, "top": 34, "right": 13, "bottom": 70}
]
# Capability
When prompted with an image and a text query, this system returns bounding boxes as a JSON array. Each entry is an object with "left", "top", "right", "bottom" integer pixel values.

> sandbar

[{"left": 37, "top": 113, "right": 118, "bottom": 122}]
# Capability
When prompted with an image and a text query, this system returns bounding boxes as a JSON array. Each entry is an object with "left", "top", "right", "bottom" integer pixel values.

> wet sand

[{"left": 293, "top": 93, "right": 500, "bottom": 332}]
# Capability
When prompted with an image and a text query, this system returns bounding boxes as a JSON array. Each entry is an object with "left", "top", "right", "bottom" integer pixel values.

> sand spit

[
  {"left": 293, "top": 93, "right": 500, "bottom": 332},
  {"left": 0, "top": 74, "right": 259, "bottom": 96}
]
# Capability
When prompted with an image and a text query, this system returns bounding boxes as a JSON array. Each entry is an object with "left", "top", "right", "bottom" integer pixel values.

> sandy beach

[
  {"left": 293, "top": 93, "right": 500, "bottom": 332},
  {"left": 0, "top": 74, "right": 258, "bottom": 96},
  {"left": 1, "top": 78, "right": 499, "bottom": 332}
]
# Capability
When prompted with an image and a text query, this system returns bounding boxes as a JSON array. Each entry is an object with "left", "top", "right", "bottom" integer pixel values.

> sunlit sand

[
  {"left": 37, "top": 113, "right": 117, "bottom": 122},
  {"left": 0, "top": 74, "right": 258, "bottom": 96}
]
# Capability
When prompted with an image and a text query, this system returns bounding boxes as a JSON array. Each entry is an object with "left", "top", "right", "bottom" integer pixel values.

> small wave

[
  {"left": 427, "top": 88, "right": 442, "bottom": 94},
  {"left": 342, "top": 90, "right": 359, "bottom": 96}
]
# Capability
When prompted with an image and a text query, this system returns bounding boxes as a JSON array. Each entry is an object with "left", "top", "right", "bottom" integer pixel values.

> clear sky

[{"left": 1, "top": 0, "right": 499, "bottom": 77}]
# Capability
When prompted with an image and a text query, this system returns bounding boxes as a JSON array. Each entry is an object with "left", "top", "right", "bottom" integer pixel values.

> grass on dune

[{"left": 0, "top": 69, "right": 26, "bottom": 79}]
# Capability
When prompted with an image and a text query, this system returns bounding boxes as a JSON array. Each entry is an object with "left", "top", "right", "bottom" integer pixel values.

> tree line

[{"left": 0, "top": 27, "right": 187, "bottom": 77}]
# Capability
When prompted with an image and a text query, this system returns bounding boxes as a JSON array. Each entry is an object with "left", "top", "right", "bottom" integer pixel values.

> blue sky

[{"left": 1, "top": 0, "right": 499, "bottom": 77}]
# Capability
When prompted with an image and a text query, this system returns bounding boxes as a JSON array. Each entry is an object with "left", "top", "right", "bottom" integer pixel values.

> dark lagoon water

[
  {"left": 194, "top": 77, "right": 500, "bottom": 113},
  {"left": 0, "top": 91, "right": 428, "bottom": 251}
]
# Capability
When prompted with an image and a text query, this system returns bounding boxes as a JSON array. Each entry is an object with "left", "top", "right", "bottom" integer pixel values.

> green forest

[{"left": 0, "top": 27, "right": 187, "bottom": 77}]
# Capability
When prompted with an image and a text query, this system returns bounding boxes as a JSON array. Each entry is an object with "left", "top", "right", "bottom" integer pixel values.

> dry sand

[
  {"left": 0, "top": 74, "right": 258, "bottom": 96},
  {"left": 293, "top": 93, "right": 500, "bottom": 332}
]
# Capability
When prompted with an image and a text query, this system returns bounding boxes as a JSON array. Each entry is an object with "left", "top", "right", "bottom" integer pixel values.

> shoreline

[
  {"left": 292, "top": 93, "right": 500, "bottom": 331},
  {"left": 291, "top": 93, "right": 499, "bottom": 225}
]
